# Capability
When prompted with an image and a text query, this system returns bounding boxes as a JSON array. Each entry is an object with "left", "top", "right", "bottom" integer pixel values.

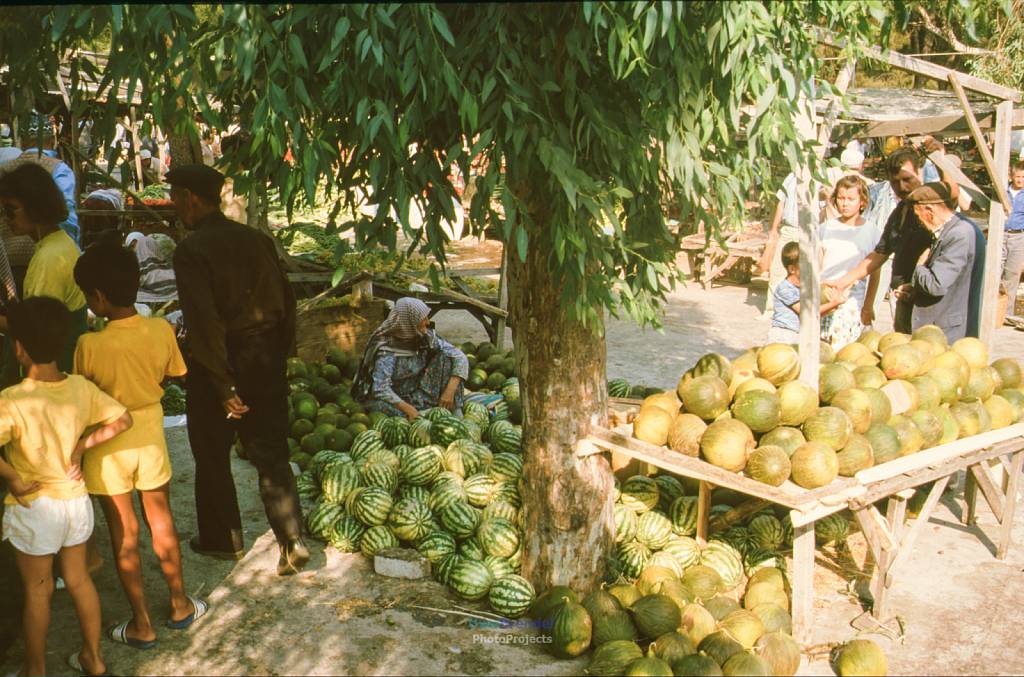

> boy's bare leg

[
  {"left": 14, "top": 550, "right": 54, "bottom": 677},
  {"left": 98, "top": 493, "right": 156, "bottom": 642},
  {"left": 140, "top": 484, "right": 193, "bottom": 621},
  {"left": 85, "top": 533, "right": 103, "bottom": 575},
  {"left": 58, "top": 542, "right": 106, "bottom": 676}
]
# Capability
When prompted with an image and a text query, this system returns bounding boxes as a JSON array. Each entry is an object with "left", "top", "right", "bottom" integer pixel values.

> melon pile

[
  {"left": 283, "top": 350, "right": 533, "bottom": 619},
  {"left": 609, "top": 378, "right": 668, "bottom": 401},
  {"left": 632, "top": 328, "right": 1024, "bottom": 489}
]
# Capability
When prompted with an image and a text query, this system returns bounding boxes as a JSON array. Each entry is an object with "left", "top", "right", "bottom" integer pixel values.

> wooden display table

[
  {"left": 679, "top": 231, "right": 767, "bottom": 289},
  {"left": 579, "top": 420, "right": 1024, "bottom": 641}
]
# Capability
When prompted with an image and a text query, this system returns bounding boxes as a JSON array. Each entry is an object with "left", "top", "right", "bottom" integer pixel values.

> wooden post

[
  {"left": 947, "top": 75, "right": 1012, "bottom": 214},
  {"left": 494, "top": 245, "right": 509, "bottom": 350},
  {"left": 695, "top": 481, "right": 712, "bottom": 546},
  {"left": 869, "top": 495, "right": 907, "bottom": 620},
  {"left": 997, "top": 451, "right": 1024, "bottom": 559},
  {"left": 980, "top": 100, "right": 1014, "bottom": 344},
  {"left": 790, "top": 518, "right": 815, "bottom": 643},
  {"left": 129, "top": 108, "right": 144, "bottom": 193},
  {"left": 964, "top": 469, "right": 979, "bottom": 525}
]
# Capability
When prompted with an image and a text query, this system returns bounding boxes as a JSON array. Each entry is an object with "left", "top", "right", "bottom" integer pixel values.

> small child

[
  {"left": 0, "top": 296, "right": 132, "bottom": 677},
  {"left": 768, "top": 241, "right": 846, "bottom": 344},
  {"left": 73, "top": 242, "right": 207, "bottom": 649}
]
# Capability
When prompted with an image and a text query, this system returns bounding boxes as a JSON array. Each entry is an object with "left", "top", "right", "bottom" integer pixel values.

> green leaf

[
  {"left": 330, "top": 17, "right": 351, "bottom": 52},
  {"left": 515, "top": 226, "right": 528, "bottom": 263},
  {"left": 431, "top": 10, "right": 455, "bottom": 47},
  {"left": 287, "top": 34, "right": 308, "bottom": 71}
]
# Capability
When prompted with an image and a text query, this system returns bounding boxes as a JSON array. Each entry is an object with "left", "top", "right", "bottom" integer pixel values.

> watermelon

[
  {"left": 350, "top": 429, "right": 386, "bottom": 460},
  {"left": 620, "top": 475, "right": 660, "bottom": 513},
  {"left": 815, "top": 512, "right": 849, "bottom": 545},
  {"left": 669, "top": 496, "right": 698, "bottom": 536},
  {"left": 477, "top": 517, "right": 520, "bottom": 558},
  {"left": 360, "top": 461, "right": 398, "bottom": 492},
  {"left": 492, "top": 481, "right": 521, "bottom": 507},
  {"left": 483, "top": 555, "right": 515, "bottom": 581},
  {"left": 463, "top": 473, "right": 499, "bottom": 507},
  {"left": 407, "top": 417, "right": 433, "bottom": 447},
  {"left": 360, "top": 524, "right": 399, "bottom": 557},
  {"left": 636, "top": 510, "right": 673, "bottom": 550},
  {"left": 489, "top": 574, "right": 535, "bottom": 618},
  {"left": 434, "top": 553, "right": 462, "bottom": 586},
  {"left": 450, "top": 559, "right": 495, "bottom": 600},
  {"left": 653, "top": 475, "right": 686, "bottom": 512},
  {"left": 439, "top": 501, "right": 481, "bottom": 538},
  {"left": 417, "top": 531, "right": 457, "bottom": 563},
  {"left": 429, "top": 478, "right": 467, "bottom": 513},
  {"left": 377, "top": 416, "right": 410, "bottom": 448},
  {"left": 491, "top": 425, "right": 522, "bottom": 455},
  {"left": 662, "top": 536, "right": 702, "bottom": 570},
  {"left": 616, "top": 540, "right": 652, "bottom": 580},
  {"left": 442, "top": 441, "right": 481, "bottom": 478},
  {"left": 351, "top": 486, "right": 393, "bottom": 526},
  {"left": 700, "top": 540, "right": 744, "bottom": 591},
  {"left": 401, "top": 445, "right": 443, "bottom": 486},
  {"left": 328, "top": 514, "right": 366, "bottom": 553},
  {"left": 387, "top": 498, "right": 434, "bottom": 542},
  {"left": 747, "top": 514, "right": 785, "bottom": 550},
  {"left": 306, "top": 501, "right": 346, "bottom": 540},
  {"left": 482, "top": 500, "right": 519, "bottom": 524},
  {"left": 609, "top": 378, "right": 632, "bottom": 398},
  {"left": 489, "top": 453, "right": 524, "bottom": 482}
]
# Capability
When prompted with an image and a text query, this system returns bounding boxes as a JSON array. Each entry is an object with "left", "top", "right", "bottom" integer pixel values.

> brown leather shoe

[
  {"left": 277, "top": 538, "right": 310, "bottom": 576},
  {"left": 189, "top": 535, "right": 244, "bottom": 561}
]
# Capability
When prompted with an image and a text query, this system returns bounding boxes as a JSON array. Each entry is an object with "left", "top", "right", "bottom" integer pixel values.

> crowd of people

[{"left": 763, "top": 135, "right": 1024, "bottom": 346}]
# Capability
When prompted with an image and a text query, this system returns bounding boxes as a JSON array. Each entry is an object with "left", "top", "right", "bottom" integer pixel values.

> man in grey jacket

[{"left": 897, "top": 181, "right": 977, "bottom": 341}]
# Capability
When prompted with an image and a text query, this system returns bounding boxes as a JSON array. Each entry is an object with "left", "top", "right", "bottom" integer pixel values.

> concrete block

[{"left": 374, "top": 548, "right": 431, "bottom": 579}]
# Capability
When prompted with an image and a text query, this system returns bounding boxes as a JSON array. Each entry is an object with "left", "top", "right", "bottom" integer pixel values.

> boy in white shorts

[{"left": 0, "top": 297, "right": 132, "bottom": 677}]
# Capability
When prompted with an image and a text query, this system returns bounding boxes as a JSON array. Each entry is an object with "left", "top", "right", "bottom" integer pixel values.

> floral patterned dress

[{"left": 364, "top": 332, "right": 470, "bottom": 417}]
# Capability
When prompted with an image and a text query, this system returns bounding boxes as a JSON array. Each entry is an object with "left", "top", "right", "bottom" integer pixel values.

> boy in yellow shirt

[
  {"left": 0, "top": 296, "right": 132, "bottom": 677},
  {"left": 73, "top": 242, "right": 208, "bottom": 649}
]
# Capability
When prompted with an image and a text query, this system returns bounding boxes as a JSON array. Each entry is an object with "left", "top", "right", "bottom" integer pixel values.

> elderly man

[
  {"left": 900, "top": 181, "right": 978, "bottom": 341},
  {"left": 1002, "top": 160, "right": 1024, "bottom": 318},
  {"left": 166, "top": 164, "right": 308, "bottom": 576}
]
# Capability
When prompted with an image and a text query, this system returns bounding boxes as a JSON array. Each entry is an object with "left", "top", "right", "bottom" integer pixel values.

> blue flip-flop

[
  {"left": 166, "top": 595, "right": 210, "bottom": 630},
  {"left": 106, "top": 620, "right": 157, "bottom": 650}
]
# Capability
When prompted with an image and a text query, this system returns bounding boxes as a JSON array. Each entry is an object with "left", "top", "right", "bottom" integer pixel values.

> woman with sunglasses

[{"left": 0, "top": 162, "right": 88, "bottom": 372}]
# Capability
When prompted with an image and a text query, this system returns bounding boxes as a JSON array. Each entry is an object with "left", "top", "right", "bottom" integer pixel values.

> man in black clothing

[{"left": 166, "top": 164, "right": 309, "bottom": 576}]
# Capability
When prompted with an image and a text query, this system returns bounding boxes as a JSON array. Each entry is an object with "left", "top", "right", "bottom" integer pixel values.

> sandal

[
  {"left": 66, "top": 652, "right": 112, "bottom": 676},
  {"left": 166, "top": 595, "right": 210, "bottom": 630},
  {"left": 105, "top": 620, "right": 157, "bottom": 650}
]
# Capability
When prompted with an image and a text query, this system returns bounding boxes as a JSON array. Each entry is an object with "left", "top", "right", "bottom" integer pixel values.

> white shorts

[{"left": 2, "top": 495, "right": 94, "bottom": 556}]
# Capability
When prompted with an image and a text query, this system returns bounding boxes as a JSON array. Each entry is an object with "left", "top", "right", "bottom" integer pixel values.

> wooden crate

[{"left": 295, "top": 299, "right": 389, "bottom": 363}]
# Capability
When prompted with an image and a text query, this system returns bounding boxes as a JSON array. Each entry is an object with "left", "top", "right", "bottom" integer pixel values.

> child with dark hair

[
  {"left": 73, "top": 242, "right": 206, "bottom": 648},
  {"left": 0, "top": 296, "right": 132, "bottom": 677},
  {"left": 0, "top": 162, "right": 87, "bottom": 373},
  {"left": 768, "top": 242, "right": 847, "bottom": 344}
]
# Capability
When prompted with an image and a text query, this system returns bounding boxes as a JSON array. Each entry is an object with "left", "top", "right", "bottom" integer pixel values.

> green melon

[
  {"left": 605, "top": 582, "right": 642, "bottom": 610},
  {"left": 830, "top": 388, "right": 873, "bottom": 434},
  {"left": 984, "top": 395, "right": 1016, "bottom": 429},
  {"left": 836, "top": 341, "right": 878, "bottom": 367},
  {"left": 774, "top": 381, "right": 818, "bottom": 427},
  {"left": 853, "top": 365, "right": 888, "bottom": 390},
  {"left": 757, "top": 344, "right": 801, "bottom": 385},
  {"left": 819, "top": 364, "right": 857, "bottom": 404},
  {"left": 880, "top": 343, "right": 924, "bottom": 379},
  {"left": 679, "top": 602, "right": 717, "bottom": 648},
  {"left": 690, "top": 353, "right": 734, "bottom": 387},
  {"left": 704, "top": 595, "right": 741, "bottom": 621},
  {"left": 758, "top": 427, "right": 806, "bottom": 457},
  {"left": 731, "top": 390, "right": 782, "bottom": 433},
  {"left": 950, "top": 400, "right": 988, "bottom": 438},
  {"left": 835, "top": 639, "right": 888, "bottom": 676},
  {"left": 890, "top": 415, "right": 924, "bottom": 455},
  {"left": 734, "top": 378, "right": 777, "bottom": 399},
  {"left": 671, "top": 653, "right": 723, "bottom": 677},
  {"left": 682, "top": 565, "right": 722, "bottom": 601},
  {"left": 591, "top": 610, "right": 639, "bottom": 646},
  {"left": 700, "top": 419, "right": 756, "bottom": 472},
  {"left": 790, "top": 441, "right": 839, "bottom": 489},
  {"left": 698, "top": 630, "right": 745, "bottom": 668},
  {"left": 649, "top": 631, "right": 697, "bottom": 665},
  {"left": 952, "top": 336, "right": 989, "bottom": 369},
  {"left": 630, "top": 594, "right": 682, "bottom": 640},
  {"left": 745, "top": 446, "right": 791, "bottom": 486},
  {"left": 667, "top": 413, "right": 708, "bottom": 457},
  {"left": 634, "top": 407, "right": 675, "bottom": 446},
  {"left": 548, "top": 600, "right": 592, "bottom": 658},
  {"left": 722, "top": 652, "right": 772, "bottom": 676},
  {"left": 802, "top": 406, "right": 853, "bottom": 450},
  {"left": 836, "top": 434, "right": 874, "bottom": 476},
  {"left": 864, "top": 423, "right": 902, "bottom": 465},
  {"left": 587, "top": 640, "right": 646, "bottom": 677},
  {"left": 999, "top": 388, "right": 1024, "bottom": 422},
  {"left": 992, "top": 358, "right": 1023, "bottom": 389},
  {"left": 636, "top": 565, "right": 678, "bottom": 597},
  {"left": 862, "top": 387, "right": 893, "bottom": 425},
  {"left": 910, "top": 409, "right": 943, "bottom": 448},
  {"left": 679, "top": 375, "right": 731, "bottom": 421},
  {"left": 531, "top": 586, "right": 578, "bottom": 623},
  {"left": 719, "top": 608, "right": 765, "bottom": 649},
  {"left": 963, "top": 366, "right": 997, "bottom": 402},
  {"left": 751, "top": 604, "right": 793, "bottom": 636},
  {"left": 624, "top": 656, "right": 674, "bottom": 677}
]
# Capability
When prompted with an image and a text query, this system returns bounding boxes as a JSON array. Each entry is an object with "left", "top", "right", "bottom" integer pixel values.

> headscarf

[{"left": 352, "top": 297, "right": 433, "bottom": 401}]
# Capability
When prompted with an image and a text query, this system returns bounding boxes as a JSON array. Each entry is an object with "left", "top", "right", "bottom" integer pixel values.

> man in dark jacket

[
  {"left": 901, "top": 181, "right": 978, "bottom": 342},
  {"left": 166, "top": 164, "right": 308, "bottom": 576}
]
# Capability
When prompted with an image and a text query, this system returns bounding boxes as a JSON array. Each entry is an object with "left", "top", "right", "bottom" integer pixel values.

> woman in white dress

[{"left": 819, "top": 175, "right": 881, "bottom": 347}]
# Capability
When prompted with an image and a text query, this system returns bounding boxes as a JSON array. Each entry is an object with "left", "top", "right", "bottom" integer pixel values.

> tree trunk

[{"left": 507, "top": 218, "right": 615, "bottom": 593}]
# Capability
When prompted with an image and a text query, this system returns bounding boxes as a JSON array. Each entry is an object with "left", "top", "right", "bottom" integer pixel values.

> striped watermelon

[
  {"left": 816, "top": 513, "right": 850, "bottom": 545},
  {"left": 328, "top": 515, "right": 366, "bottom": 553},
  {"left": 360, "top": 525, "right": 399, "bottom": 557},
  {"left": 344, "top": 487, "right": 366, "bottom": 515},
  {"left": 700, "top": 540, "right": 744, "bottom": 591},
  {"left": 463, "top": 473, "right": 499, "bottom": 507},
  {"left": 463, "top": 420, "right": 483, "bottom": 443},
  {"left": 321, "top": 462, "right": 362, "bottom": 505},
  {"left": 501, "top": 377, "right": 520, "bottom": 401},
  {"left": 350, "top": 430, "right": 386, "bottom": 461},
  {"left": 424, "top": 407, "right": 454, "bottom": 423},
  {"left": 482, "top": 500, "right": 519, "bottom": 524},
  {"left": 486, "top": 419, "right": 515, "bottom": 444},
  {"left": 434, "top": 553, "right": 462, "bottom": 586},
  {"left": 747, "top": 514, "right": 785, "bottom": 551},
  {"left": 648, "top": 550, "right": 684, "bottom": 578},
  {"left": 490, "top": 399, "right": 510, "bottom": 423},
  {"left": 616, "top": 540, "right": 652, "bottom": 580},
  {"left": 654, "top": 475, "right": 686, "bottom": 512},
  {"left": 620, "top": 476, "right": 659, "bottom": 513},
  {"left": 450, "top": 559, "right": 495, "bottom": 600},
  {"left": 376, "top": 416, "right": 410, "bottom": 448},
  {"left": 492, "top": 481, "right": 521, "bottom": 507},
  {"left": 417, "top": 531, "right": 457, "bottom": 563},
  {"left": 669, "top": 496, "right": 698, "bottom": 536},
  {"left": 491, "top": 426, "right": 522, "bottom": 455},
  {"left": 483, "top": 555, "right": 515, "bottom": 581},
  {"left": 429, "top": 480, "right": 467, "bottom": 513},
  {"left": 744, "top": 549, "right": 787, "bottom": 578},
  {"left": 306, "top": 501, "right": 346, "bottom": 541},
  {"left": 507, "top": 544, "right": 522, "bottom": 572},
  {"left": 351, "top": 486, "right": 394, "bottom": 527},
  {"left": 439, "top": 501, "right": 481, "bottom": 538},
  {"left": 309, "top": 450, "right": 345, "bottom": 482},
  {"left": 443, "top": 441, "right": 482, "bottom": 478},
  {"left": 662, "top": 536, "right": 701, "bottom": 570},
  {"left": 432, "top": 418, "right": 469, "bottom": 446},
  {"left": 407, "top": 417, "right": 433, "bottom": 447},
  {"left": 608, "top": 378, "right": 631, "bottom": 398},
  {"left": 387, "top": 498, "right": 434, "bottom": 542},
  {"left": 478, "top": 517, "right": 520, "bottom": 558},
  {"left": 489, "top": 453, "right": 523, "bottom": 482},
  {"left": 364, "top": 447, "right": 401, "bottom": 472},
  {"left": 295, "top": 472, "right": 321, "bottom": 503},
  {"left": 614, "top": 503, "right": 639, "bottom": 543},
  {"left": 711, "top": 526, "right": 754, "bottom": 557},
  {"left": 401, "top": 445, "right": 443, "bottom": 486},
  {"left": 459, "top": 536, "right": 486, "bottom": 561},
  {"left": 360, "top": 461, "right": 398, "bottom": 492},
  {"left": 489, "top": 574, "right": 535, "bottom": 618},
  {"left": 636, "top": 510, "right": 672, "bottom": 550},
  {"left": 464, "top": 401, "right": 490, "bottom": 427},
  {"left": 399, "top": 483, "right": 432, "bottom": 504},
  {"left": 392, "top": 444, "right": 414, "bottom": 466}
]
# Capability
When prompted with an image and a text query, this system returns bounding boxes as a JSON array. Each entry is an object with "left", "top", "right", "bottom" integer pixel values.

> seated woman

[
  {"left": 125, "top": 231, "right": 178, "bottom": 305},
  {"left": 353, "top": 297, "right": 469, "bottom": 419}
]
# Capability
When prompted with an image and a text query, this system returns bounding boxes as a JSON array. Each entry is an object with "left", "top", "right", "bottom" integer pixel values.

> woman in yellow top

[{"left": 0, "top": 162, "right": 88, "bottom": 373}]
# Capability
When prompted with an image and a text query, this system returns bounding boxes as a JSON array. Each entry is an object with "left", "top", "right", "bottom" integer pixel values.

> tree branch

[{"left": 913, "top": 6, "right": 989, "bottom": 56}]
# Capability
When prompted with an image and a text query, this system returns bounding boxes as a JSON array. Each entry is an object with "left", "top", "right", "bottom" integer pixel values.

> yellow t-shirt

[
  {"left": 24, "top": 229, "right": 86, "bottom": 311},
  {"left": 74, "top": 315, "right": 187, "bottom": 411},
  {"left": 0, "top": 375, "right": 127, "bottom": 505}
]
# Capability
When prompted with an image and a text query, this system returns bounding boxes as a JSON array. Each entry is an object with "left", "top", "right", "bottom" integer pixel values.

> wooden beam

[
  {"left": 815, "top": 29, "right": 1022, "bottom": 102},
  {"left": 791, "top": 519, "right": 816, "bottom": 643},
  {"left": 495, "top": 246, "right": 509, "bottom": 350},
  {"left": 926, "top": 150, "right": 990, "bottom": 211},
  {"left": 861, "top": 108, "right": 1024, "bottom": 138},
  {"left": 448, "top": 267, "right": 501, "bottom": 277},
  {"left": 998, "top": 451, "right": 1024, "bottom": 559},
  {"left": 969, "top": 461, "right": 1006, "bottom": 523},
  {"left": 887, "top": 476, "right": 950, "bottom": 577},
  {"left": 981, "top": 100, "right": 1015, "bottom": 345},
  {"left": 948, "top": 74, "right": 1013, "bottom": 214}
]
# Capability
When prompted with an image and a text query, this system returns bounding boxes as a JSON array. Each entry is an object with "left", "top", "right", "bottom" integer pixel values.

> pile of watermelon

[
  {"left": 288, "top": 351, "right": 534, "bottom": 618},
  {"left": 608, "top": 378, "right": 665, "bottom": 401},
  {"left": 632, "top": 327, "right": 1024, "bottom": 491}
]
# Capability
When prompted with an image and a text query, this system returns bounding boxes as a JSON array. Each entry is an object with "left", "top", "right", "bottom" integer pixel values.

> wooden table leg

[
  {"left": 870, "top": 495, "right": 906, "bottom": 619},
  {"left": 998, "top": 451, "right": 1024, "bottom": 559},
  {"left": 791, "top": 516, "right": 815, "bottom": 644},
  {"left": 964, "top": 469, "right": 979, "bottom": 526},
  {"left": 696, "top": 482, "right": 713, "bottom": 546}
]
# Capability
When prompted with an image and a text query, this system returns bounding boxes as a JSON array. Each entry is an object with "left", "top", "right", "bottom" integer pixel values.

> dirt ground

[{"left": 4, "top": 244, "right": 1024, "bottom": 676}]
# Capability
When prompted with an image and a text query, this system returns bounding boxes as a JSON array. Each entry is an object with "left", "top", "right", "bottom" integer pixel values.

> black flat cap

[{"left": 165, "top": 164, "right": 224, "bottom": 203}]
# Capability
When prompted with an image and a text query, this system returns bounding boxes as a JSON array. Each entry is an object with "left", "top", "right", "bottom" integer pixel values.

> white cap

[
  {"left": 140, "top": 149, "right": 152, "bottom": 160},
  {"left": 840, "top": 147, "right": 865, "bottom": 168}
]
